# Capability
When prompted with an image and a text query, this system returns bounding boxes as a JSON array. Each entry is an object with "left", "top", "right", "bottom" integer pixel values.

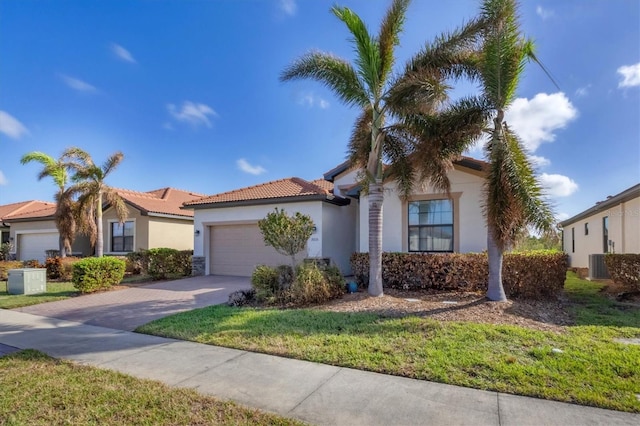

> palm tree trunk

[
  {"left": 58, "top": 235, "right": 66, "bottom": 258},
  {"left": 368, "top": 181, "right": 384, "bottom": 297},
  {"left": 96, "top": 191, "right": 104, "bottom": 257},
  {"left": 487, "top": 225, "right": 506, "bottom": 301}
]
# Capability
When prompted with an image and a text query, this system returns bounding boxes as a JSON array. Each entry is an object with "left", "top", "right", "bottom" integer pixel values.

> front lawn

[
  {"left": 0, "top": 281, "right": 77, "bottom": 309},
  {"left": 0, "top": 350, "right": 302, "bottom": 425},
  {"left": 138, "top": 272, "right": 640, "bottom": 413}
]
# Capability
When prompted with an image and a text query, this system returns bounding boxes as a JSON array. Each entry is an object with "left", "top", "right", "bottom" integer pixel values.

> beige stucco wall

[
  {"left": 7, "top": 219, "right": 91, "bottom": 257},
  {"left": 358, "top": 167, "right": 487, "bottom": 253},
  {"left": 321, "top": 202, "right": 357, "bottom": 273},
  {"left": 103, "top": 206, "right": 149, "bottom": 254},
  {"left": 562, "top": 195, "right": 640, "bottom": 268},
  {"left": 148, "top": 217, "right": 194, "bottom": 250}
]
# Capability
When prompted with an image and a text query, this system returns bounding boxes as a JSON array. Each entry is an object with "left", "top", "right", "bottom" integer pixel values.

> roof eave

[
  {"left": 559, "top": 184, "right": 640, "bottom": 227},
  {"left": 188, "top": 194, "right": 350, "bottom": 210}
]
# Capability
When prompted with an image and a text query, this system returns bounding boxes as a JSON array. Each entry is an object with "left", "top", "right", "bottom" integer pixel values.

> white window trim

[{"left": 106, "top": 219, "right": 136, "bottom": 255}]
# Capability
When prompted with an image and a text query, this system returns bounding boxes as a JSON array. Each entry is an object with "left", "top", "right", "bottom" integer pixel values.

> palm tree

[
  {"left": 476, "top": 0, "right": 554, "bottom": 301},
  {"left": 20, "top": 151, "right": 76, "bottom": 258},
  {"left": 282, "top": 0, "right": 490, "bottom": 296},
  {"left": 64, "top": 148, "right": 128, "bottom": 257}
]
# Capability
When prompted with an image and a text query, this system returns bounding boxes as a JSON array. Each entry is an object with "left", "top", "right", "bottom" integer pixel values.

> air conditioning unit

[
  {"left": 588, "top": 254, "right": 609, "bottom": 280},
  {"left": 7, "top": 268, "right": 47, "bottom": 295}
]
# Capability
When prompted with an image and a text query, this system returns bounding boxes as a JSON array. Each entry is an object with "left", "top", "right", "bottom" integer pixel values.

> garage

[
  {"left": 209, "top": 224, "right": 291, "bottom": 276},
  {"left": 18, "top": 232, "right": 59, "bottom": 263}
]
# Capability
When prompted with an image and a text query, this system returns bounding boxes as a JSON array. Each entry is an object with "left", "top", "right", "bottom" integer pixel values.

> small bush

[
  {"left": 45, "top": 257, "right": 81, "bottom": 280},
  {"left": 605, "top": 254, "right": 640, "bottom": 289},
  {"left": 72, "top": 257, "right": 126, "bottom": 293},
  {"left": 22, "top": 259, "right": 44, "bottom": 269},
  {"left": 251, "top": 263, "right": 345, "bottom": 306},
  {"left": 0, "top": 242, "right": 11, "bottom": 261},
  {"left": 227, "top": 289, "right": 256, "bottom": 307},
  {"left": 126, "top": 249, "right": 193, "bottom": 279},
  {"left": 0, "top": 260, "right": 23, "bottom": 281},
  {"left": 351, "top": 251, "right": 568, "bottom": 299}
]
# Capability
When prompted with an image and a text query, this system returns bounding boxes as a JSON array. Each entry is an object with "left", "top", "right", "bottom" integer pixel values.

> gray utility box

[{"left": 7, "top": 268, "right": 47, "bottom": 295}]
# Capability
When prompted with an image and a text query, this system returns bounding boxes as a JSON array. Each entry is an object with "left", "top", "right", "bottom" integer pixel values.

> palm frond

[
  {"left": 378, "top": 0, "right": 410, "bottom": 84},
  {"left": 331, "top": 5, "right": 382, "bottom": 98},
  {"left": 104, "top": 189, "right": 128, "bottom": 223},
  {"left": 20, "top": 151, "right": 68, "bottom": 189},
  {"left": 347, "top": 109, "right": 373, "bottom": 169},
  {"left": 281, "top": 51, "right": 369, "bottom": 107},
  {"left": 102, "top": 152, "right": 124, "bottom": 178},
  {"left": 381, "top": 127, "right": 415, "bottom": 199}
]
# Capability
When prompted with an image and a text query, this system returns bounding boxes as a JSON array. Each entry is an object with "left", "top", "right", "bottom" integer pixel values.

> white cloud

[
  {"left": 540, "top": 173, "right": 578, "bottom": 197},
  {"left": 237, "top": 158, "right": 266, "bottom": 175},
  {"left": 505, "top": 92, "right": 578, "bottom": 152},
  {"left": 575, "top": 84, "right": 591, "bottom": 97},
  {"left": 166, "top": 101, "right": 218, "bottom": 128},
  {"left": 279, "top": 0, "right": 297, "bottom": 16},
  {"left": 60, "top": 74, "right": 97, "bottom": 93},
  {"left": 556, "top": 212, "right": 570, "bottom": 222},
  {"left": 530, "top": 155, "right": 551, "bottom": 168},
  {"left": 0, "top": 111, "right": 29, "bottom": 139},
  {"left": 617, "top": 63, "right": 640, "bottom": 88},
  {"left": 298, "top": 93, "right": 329, "bottom": 109},
  {"left": 0, "top": 170, "right": 7, "bottom": 185},
  {"left": 110, "top": 43, "right": 136, "bottom": 63},
  {"left": 536, "top": 6, "right": 554, "bottom": 20}
]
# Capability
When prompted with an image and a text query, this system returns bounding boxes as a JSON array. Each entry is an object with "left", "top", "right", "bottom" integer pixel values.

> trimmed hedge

[
  {"left": 126, "top": 249, "right": 193, "bottom": 280},
  {"left": 605, "top": 254, "right": 640, "bottom": 289},
  {"left": 72, "top": 257, "right": 126, "bottom": 293},
  {"left": 45, "top": 257, "right": 82, "bottom": 280},
  {"left": 0, "top": 261, "right": 24, "bottom": 281},
  {"left": 350, "top": 250, "right": 568, "bottom": 299}
]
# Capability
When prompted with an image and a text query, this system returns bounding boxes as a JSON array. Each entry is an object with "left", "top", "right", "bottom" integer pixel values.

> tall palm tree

[
  {"left": 20, "top": 151, "right": 76, "bottom": 258},
  {"left": 476, "top": 0, "right": 554, "bottom": 301},
  {"left": 282, "top": 0, "right": 490, "bottom": 296},
  {"left": 64, "top": 148, "right": 128, "bottom": 257}
]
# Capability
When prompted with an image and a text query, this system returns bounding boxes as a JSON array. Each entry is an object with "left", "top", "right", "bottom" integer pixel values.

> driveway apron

[{"left": 13, "top": 275, "right": 251, "bottom": 331}]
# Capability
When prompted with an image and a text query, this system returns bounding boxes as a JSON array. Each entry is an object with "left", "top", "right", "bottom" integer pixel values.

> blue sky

[{"left": 1, "top": 0, "right": 639, "bottom": 222}]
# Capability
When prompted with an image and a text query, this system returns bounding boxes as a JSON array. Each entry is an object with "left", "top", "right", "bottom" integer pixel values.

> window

[
  {"left": 602, "top": 216, "right": 609, "bottom": 253},
  {"left": 1, "top": 231, "right": 9, "bottom": 245},
  {"left": 408, "top": 199, "right": 453, "bottom": 252},
  {"left": 111, "top": 221, "right": 134, "bottom": 252},
  {"left": 571, "top": 227, "right": 575, "bottom": 253},
  {"left": 584, "top": 223, "right": 589, "bottom": 236}
]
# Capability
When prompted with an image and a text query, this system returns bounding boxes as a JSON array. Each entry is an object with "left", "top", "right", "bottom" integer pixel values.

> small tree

[{"left": 258, "top": 208, "right": 314, "bottom": 269}]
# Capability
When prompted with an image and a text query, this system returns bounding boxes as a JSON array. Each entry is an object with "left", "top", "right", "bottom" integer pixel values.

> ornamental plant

[{"left": 258, "top": 208, "right": 315, "bottom": 269}]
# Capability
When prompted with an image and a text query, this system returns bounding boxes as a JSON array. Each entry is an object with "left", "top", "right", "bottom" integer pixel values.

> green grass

[
  {"left": 138, "top": 272, "right": 640, "bottom": 413},
  {"left": 0, "top": 281, "right": 77, "bottom": 309},
  {"left": 0, "top": 349, "right": 302, "bottom": 425}
]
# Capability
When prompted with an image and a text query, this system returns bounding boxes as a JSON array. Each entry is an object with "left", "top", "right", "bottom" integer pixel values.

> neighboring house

[
  {"left": 1, "top": 200, "right": 91, "bottom": 262},
  {"left": 103, "top": 187, "right": 203, "bottom": 255},
  {"left": 2, "top": 187, "right": 202, "bottom": 263},
  {"left": 560, "top": 183, "right": 640, "bottom": 270},
  {"left": 185, "top": 157, "right": 488, "bottom": 277}
]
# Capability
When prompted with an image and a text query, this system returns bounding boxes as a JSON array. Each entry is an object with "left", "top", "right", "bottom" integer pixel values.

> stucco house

[
  {"left": 2, "top": 187, "right": 202, "bottom": 262},
  {"left": 560, "top": 183, "right": 640, "bottom": 272},
  {"left": 185, "top": 157, "right": 488, "bottom": 276}
]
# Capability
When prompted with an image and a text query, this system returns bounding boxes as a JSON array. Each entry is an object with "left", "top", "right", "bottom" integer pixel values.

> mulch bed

[{"left": 314, "top": 288, "right": 573, "bottom": 332}]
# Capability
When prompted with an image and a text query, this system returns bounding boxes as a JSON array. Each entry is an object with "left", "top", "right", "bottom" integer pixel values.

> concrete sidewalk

[{"left": 0, "top": 310, "right": 637, "bottom": 426}]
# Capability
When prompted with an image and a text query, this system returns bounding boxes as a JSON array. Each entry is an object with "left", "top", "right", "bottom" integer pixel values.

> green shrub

[
  {"left": 72, "top": 257, "right": 126, "bottom": 293},
  {"left": 251, "top": 265, "right": 280, "bottom": 303},
  {"left": 350, "top": 251, "right": 568, "bottom": 299},
  {"left": 126, "top": 249, "right": 193, "bottom": 279},
  {"left": 45, "top": 257, "right": 81, "bottom": 280},
  {"left": 605, "top": 253, "right": 640, "bottom": 289},
  {"left": 0, "top": 242, "right": 11, "bottom": 261},
  {"left": 0, "top": 261, "right": 23, "bottom": 281},
  {"left": 250, "top": 263, "right": 345, "bottom": 306}
]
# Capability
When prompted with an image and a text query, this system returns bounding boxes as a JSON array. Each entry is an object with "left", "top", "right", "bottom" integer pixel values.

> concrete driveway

[{"left": 14, "top": 275, "right": 251, "bottom": 331}]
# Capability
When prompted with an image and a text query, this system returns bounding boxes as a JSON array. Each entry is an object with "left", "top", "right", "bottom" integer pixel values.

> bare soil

[{"left": 316, "top": 288, "right": 573, "bottom": 332}]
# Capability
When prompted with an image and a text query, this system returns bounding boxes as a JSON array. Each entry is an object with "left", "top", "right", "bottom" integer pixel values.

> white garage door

[
  {"left": 209, "top": 224, "right": 294, "bottom": 276},
  {"left": 18, "top": 232, "right": 59, "bottom": 263}
]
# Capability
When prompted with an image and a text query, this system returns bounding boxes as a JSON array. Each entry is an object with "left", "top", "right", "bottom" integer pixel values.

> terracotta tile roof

[
  {"left": 114, "top": 187, "right": 206, "bottom": 218},
  {"left": 184, "top": 177, "right": 335, "bottom": 206},
  {"left": 1, "top": 201, "right": 57, "bottom": 222}
]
